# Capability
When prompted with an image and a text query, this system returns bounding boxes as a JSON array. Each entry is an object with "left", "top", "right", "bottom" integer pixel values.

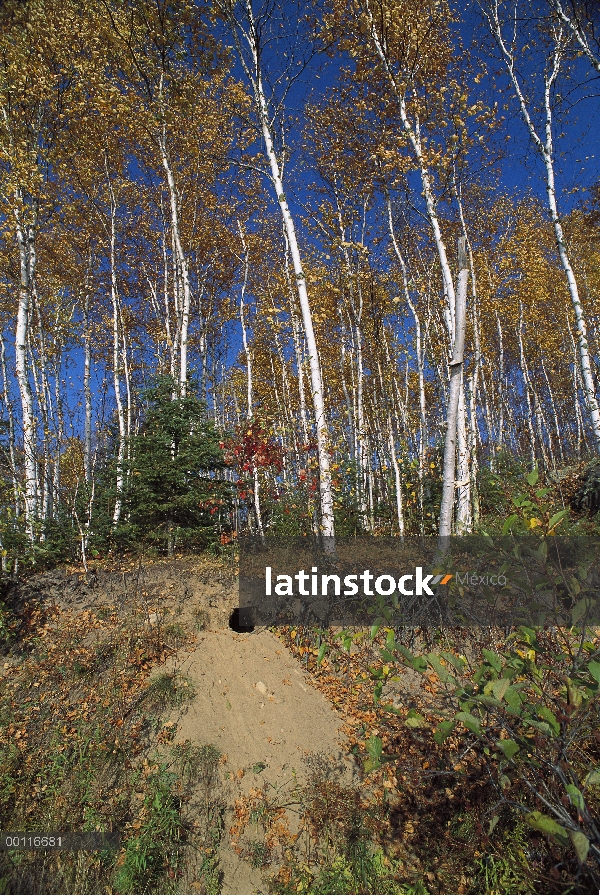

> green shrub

[{"left": 572, "top": 460, "right": 600, "bottom": 515}]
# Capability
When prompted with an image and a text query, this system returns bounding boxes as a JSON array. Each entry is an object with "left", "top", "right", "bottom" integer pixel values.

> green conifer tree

[{"left": 118, "top": 377, "right": 230, "bottom": 554}]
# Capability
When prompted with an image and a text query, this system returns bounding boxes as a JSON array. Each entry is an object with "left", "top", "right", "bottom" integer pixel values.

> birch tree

[
  {"left": 439, "top": 239, "right": 469, "bottom": 541},
  {"left": 547, "top": 0, "right": 600, "bottom": 73},
  {"left": 327, "top": 0, "right": 483, "bottom": 534},
  {"left": 217, "top": 0, "right": 335, "bottom": 548},
  {"left": 0, "top": 0, "right": 103, "bottom": 540},
  {"left": 236, "top": 220, "right": 265, "bottom": 542},
  {"left": 480, "top": 0, "right": 600, "bottom": 453}
]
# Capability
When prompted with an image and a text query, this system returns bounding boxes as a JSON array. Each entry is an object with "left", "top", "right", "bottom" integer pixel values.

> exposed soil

[
  {"left": 164, "top": 625, "right": 358, "bottom": 893},
  {"left": 1, "top": 555, "right": 359, "bottom": 894}
]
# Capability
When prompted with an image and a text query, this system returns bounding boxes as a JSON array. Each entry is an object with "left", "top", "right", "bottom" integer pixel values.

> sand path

[{"left": 164, "top": 624, "right": 356, "bottom": 893}]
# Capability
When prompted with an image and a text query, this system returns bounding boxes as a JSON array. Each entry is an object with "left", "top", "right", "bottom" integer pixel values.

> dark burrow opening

[{"left": 228, "top": 607, "right": 255, "bottom": 633}]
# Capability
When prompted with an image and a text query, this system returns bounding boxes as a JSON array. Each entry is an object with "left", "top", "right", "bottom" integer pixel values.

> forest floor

[
  {"left": 1, "top": 551, "right": 595, "bottom": 894},
  {"left": 0, "top": 554, "right": 363, "bottom": 895}
]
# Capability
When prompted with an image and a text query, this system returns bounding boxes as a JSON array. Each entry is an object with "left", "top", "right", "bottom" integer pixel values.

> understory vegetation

[{"left": 0, "top": 466, "right": 598, "bottom": 894}]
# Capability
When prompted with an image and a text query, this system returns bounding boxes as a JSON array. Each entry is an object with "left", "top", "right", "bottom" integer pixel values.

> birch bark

[
  {"left": 387, "top": 408, "right": 404, "bottom": 538},
  {"left": 455, "top": 383, "right": 472, "bottom": 533},
  {"left": 566, "top": 311, "right": 585, "bottom": 458},
  {"left": 52, "top": 344, "right": 64, "bottom": 518},
  {"left": 439, "top": 239, "right": 469, "bottom": 542},
  {"left": 495, "top": 311, "right": 505, "bottom": 458},
  {"left": 156, "top": 73, "right": 192, "bottom": 395},
  {"left": 0, "top": 333, "right": 19, "bottom": 515},
  {"left": 237, "top": 223, "right": 253, "bottom": 419},
  {"left": 83, "top": 266, "right": 93, "bottom": 486},
  {"left": 547, "top": 0, "right": 600, "bottom": 74},
  {"left": 362, "top": 1, "right": 470, "bottom": 535},
  {"left": 518, "top": 304, "right": 537, "bottom": 466},
  {"left": 108, "top": 186, "right": 126, "bottom": 525},
  {"left": 223, "top": 0, "right": 335, "bottom": 548},
  {"left": 386, "top": 197, "right": 427, "bottom": 498},
  {"left": 14, "top": 199, "right": 39, "bottom": 539},
  {"left": 453, "top": 178, "right": 477, "bottom": 531},
  {"left": 483, "top": 2, "right": 600, "bottom": 453},
  {"left": 237, "top": 221, "right": 264, "bottom": 542},
  {"left": 29, "top": 300, "right": 51, "bottom": 527},
  {"left": 540, "top": 355, "right": 563, "bottom": 463},
  {"left": 333, "top": 193, "right": 369, "bottom": 530}
]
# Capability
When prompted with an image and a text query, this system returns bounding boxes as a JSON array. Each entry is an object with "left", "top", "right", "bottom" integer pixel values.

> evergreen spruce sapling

[{"left": 121, "top": 377, "right": 229, "bottom": 554}]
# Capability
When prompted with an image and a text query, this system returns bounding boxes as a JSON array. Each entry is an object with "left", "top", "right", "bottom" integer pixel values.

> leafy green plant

[
  {"left": 269, "top": 849, "right": 418, "bottom": 895},
  {"left": 320, "top": 468, "right": 600, "bottom": 891},
  {"left": 477, "top": 452, "right": 527, "bottom": 523},
  {"left": 507, "top": 465, "right": 563, "bottom": 529},
  {"left": 473, "top": 814, "right": 536, "bottom": 894},
  {"left": 233, "top": 772, "right": 418, "bottom": 895},
  {"left": 362, "top": 620, "right": 600, "bottom": 884}
]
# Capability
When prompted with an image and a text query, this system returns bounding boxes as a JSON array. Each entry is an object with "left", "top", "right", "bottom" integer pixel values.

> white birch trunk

[
  {"left": 547, "top": 0, "right": 600, "bottom": 74},
  {"left": 386, "top": 196, "right": 427, "bottom": 512},
  {"left": 237, "top": 222, "right": 253, "bottom": 418},
  {"left": 355, "top": 319, "right": 369, "bottom": 531},
  {"left": 237, "top": 221, "right": 264, "bottom": 542},
  {"left": 337, "top": 311, "right": 357, "bottom": 471},
  {"left": 534, "top": 383, "right": 551, "bottom": 468},
  {"left": 485, "top": 3, "right": 600, "bottom": 453},
  {"left": 495, "top": 312, "right": 505, "bottom": 457},
  {"left": 290, "top": 305, "right": 309, "bottom": 444},
  {"left": 455, "top": 381, "right": 472, "bottom": 533},
  {"left": 566, "top": 312, "right": 585, "bottom": 458},
  {"left": 14, "top": 202, "right": 38, "bottom": 539},
  {"left": 52, "top": 346, "right": 64, "bottom": 518},
  {"left": 382, "top": 328, "right": 409, "bottom": 444},
  {"left": 83, "top": 287, "right": 92, "bottom": 485},
  {"left": 109, "top": 199, "right": 126, "bottom": 526},
  {"left": 573, "top": 365, "right": 584, "bottom": 459},
  {"left": 453, "top": 179, "right": 475, "bottom": 530},
  {"left": 439, "top": 239, "right": 469, "bottom": 541},
  {"left": 364, "top": 6, "right": 470, "bottom": 535},
  {"left": 157, "top": 81, "right": 191, "bottom": 395},
  {"left": 160, "top": 203, "right": 176, "bottom": 379},
  {"left": 119, "top": 305, "right": 133, "bottom": 457},
  {"left": 518, "top": 305, "right": 537, "bottom": 466},
  {"left": 388, "top": 414, "right": 404, "bottom": 538},
  {"left": 363, "top": 1, "right": 456, "bottom": 335},
  {"left": 334, "top": 197, "right": 369, "bottom": 530},
  {"left": 0, "top": 333, "right": 19, "bottom": 514},
  {"left": 34, "top": 298, "right": 60, "bottom": 523},
  {"left": 540, "top": 355, "right": 564, "bottom": 464},
  {"left": 29, "top": 304, "right": 51, "bottom": 527},
  {"left": 232, "top": 0, "right": 335, "bottom": 548}
]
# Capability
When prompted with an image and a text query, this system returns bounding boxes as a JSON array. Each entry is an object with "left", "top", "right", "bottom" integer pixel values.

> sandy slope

[
  {"left": 7, "top": 558, "right": 357, "bottom": 893},
  {"left": 164, "top": 625, "right": 357, "bottom": 894}
]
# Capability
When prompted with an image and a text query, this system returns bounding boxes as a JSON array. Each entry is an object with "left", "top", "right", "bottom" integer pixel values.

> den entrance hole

[{"left": 228, "top": 607, "right": 255, "bottom": 633}]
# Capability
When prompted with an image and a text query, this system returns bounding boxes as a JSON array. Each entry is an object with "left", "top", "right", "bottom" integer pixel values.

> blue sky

[{"left": 4, "top": 0, "right": 599, "bottom": 442}]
